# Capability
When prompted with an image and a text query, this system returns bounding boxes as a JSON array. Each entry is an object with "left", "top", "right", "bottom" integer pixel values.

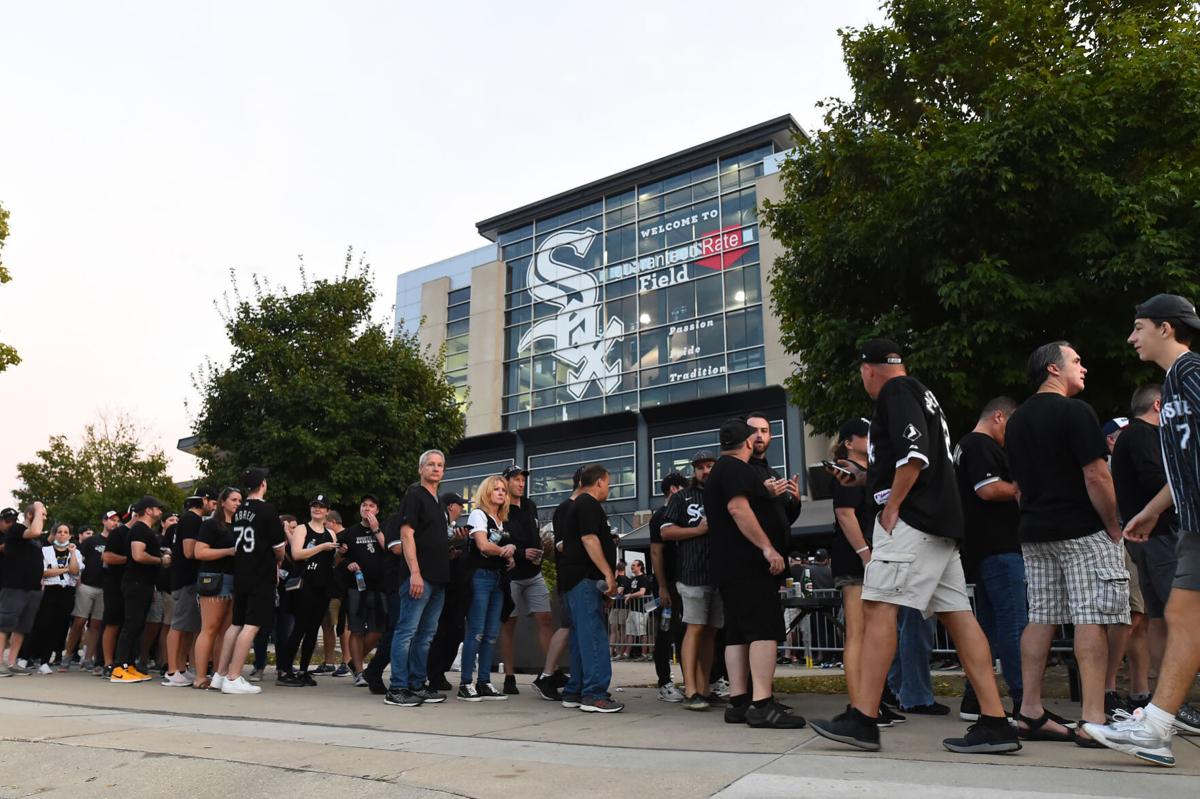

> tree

[
  {"left": 190, "top": 251, "right": 465, "bottom": 517},
  {"left": 0, "top": 201, "right": 18, "bottom": 373},
  {"left": 763, "top": 0, "right": 1200, "bottom": 435},
  {"left": 14, "top": 415, "right": 185, "bottom": 528}
]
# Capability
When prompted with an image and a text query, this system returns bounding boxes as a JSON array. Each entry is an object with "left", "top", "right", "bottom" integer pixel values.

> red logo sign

[{"left": 695, "top": 226, "right": 754, "bottom": 271}]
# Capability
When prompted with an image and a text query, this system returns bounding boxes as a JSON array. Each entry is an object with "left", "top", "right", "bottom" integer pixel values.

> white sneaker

[
  {"left": 210, "top": 673, "right": 226, "bottom": 691},
  {"left": 709, "top": 678, "right": 730, "bottom": 698},
  {"left": 221, "top": 675, "right": 262, "bottom": 695},
  {"left": 37, "top": 663, "right": 53, "bottom": 675},
  {"left": 1083, "top": 709, "right": 1175, "bottom": 767},
  {"left": 162, "top": 672, "right": 191, "bottom": 687},
  {"left": 657, "top": 683, "right": 685, "bottom": 702}
]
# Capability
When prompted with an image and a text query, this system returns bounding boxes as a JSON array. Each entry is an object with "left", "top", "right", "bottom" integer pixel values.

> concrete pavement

[{"left": 1, "top": 662, "right": 1197, "bottom": 798}]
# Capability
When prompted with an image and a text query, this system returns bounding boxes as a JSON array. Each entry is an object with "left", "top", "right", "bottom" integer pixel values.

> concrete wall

[
  {"left": 465, "top": 260, "right": 505, "bottom": 437},
  {"left": 418, "top": 277, "right": 450, "bottom": 359}
]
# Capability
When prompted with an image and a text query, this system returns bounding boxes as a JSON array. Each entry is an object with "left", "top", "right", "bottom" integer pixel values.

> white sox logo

[{"left": 519, "top": 228, "right": 625, "bottom": 398}]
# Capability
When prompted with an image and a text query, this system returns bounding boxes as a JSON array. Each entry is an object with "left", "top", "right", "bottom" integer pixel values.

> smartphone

[{"left": 822, "top": 459, "right": 853, "bottom": 477}]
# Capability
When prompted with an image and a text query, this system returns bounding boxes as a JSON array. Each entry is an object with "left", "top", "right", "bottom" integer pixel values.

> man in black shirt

[
  {"left": 64, "top": 513, "right": 112, "bottom": 670},
  {"left": 384, "top": 449, "right": 452, "bottom": 707},
  {"left": 1006, "top": 340, "right": 1127, "bottom": 742},
  {"left": 706, "top": 419, "right": 803, "bottom": 729},
  {"left": 163, "top": 489, "right": 216, "bottom": 686},
  {"left": 0, "top": 502, "right": 46, "bottom": 676},
  {"left": 112, "top": 496, "right": 168, "bottom": 683},
  {"left": 812, "top": 340, "right": 1017, "bottom": 754},
  {"left": 745, "top": 413, "right": 802, "bottom": 535},
  {"left": 953, "top": 396, "right": 1026, "bottom": 721},
  {"left": 558, "top": 463, "right": 622, "bottom": 712},
  {"left": 651, "top": 470, "right": 688, "bottom": 702}
]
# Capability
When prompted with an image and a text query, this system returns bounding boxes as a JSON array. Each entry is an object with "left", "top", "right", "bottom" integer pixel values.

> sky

[{"left": 0, "top": 0, "right": 886, "bottom": 509}]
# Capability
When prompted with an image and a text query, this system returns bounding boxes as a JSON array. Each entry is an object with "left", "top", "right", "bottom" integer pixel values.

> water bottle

[
  {"left": 355, "top": 571, "right": 366, "bottom": 592},
  {"left": 659, "top": 606, "right": 671, "bottom": 631}
]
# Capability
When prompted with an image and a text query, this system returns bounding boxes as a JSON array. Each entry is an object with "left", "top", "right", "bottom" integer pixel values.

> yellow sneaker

[
  {"left": 124, "top": 666, "right": 153, "bottom": 682},
  {"left": 110, "top": 666, "right": 149, "bottom": 683}
]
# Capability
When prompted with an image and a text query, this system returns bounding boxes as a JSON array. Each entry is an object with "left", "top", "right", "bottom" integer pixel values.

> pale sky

[{"left": 0, "top": 0, "right": 885, "bottom": 509}]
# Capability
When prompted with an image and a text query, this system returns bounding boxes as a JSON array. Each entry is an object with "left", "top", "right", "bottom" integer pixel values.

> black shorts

[
  {"left": 719, "top": 578, "right": 784, "bottom": 646},
  {"left": 344, "top": 589, "right": 388, "bottom": 634},
  {"left": 232, "top": 582, "right": 275, "bottom": 629},
  {"left": 102, "top": 581, "right": 126, "bottom": 626}
]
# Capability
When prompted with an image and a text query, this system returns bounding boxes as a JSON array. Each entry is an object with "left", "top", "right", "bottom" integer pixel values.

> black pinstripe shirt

[
  {"left": 662, "top": 485, "right": 710, "bottom": 587},
  {"left": 1161, "top": 351, "right": 1200, "bottom": 533}
]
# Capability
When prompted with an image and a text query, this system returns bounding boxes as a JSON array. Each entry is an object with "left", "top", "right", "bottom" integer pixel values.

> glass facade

[
  {"left": 501, "top": 145, "right": 774, "bottom": 431},
  {"left": 651, "top": 420, "right": 785, "bottom": 496},
  {"left": 528, "top": 441, "right": 637, "bottom": 508},
  {"left": 441, "top": 457, "right": 512, "bottom": 508},
  {"left": 445, "top": 287, "right": 471, "bottom": 404}
]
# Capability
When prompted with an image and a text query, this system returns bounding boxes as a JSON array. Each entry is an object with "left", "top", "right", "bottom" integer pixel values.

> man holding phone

[{"left": 745, "top": 413, "right": 802, "bottom": 530}]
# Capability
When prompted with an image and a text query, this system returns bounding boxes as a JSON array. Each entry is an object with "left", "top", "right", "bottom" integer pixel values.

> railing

[{"left": 607, "top": 595, "right": 662, "bottom": 659}]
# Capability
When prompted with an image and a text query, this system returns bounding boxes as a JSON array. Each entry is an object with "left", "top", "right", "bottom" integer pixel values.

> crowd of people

[{"left": 0, "top": 293, "right": 1198, "bottom": 764}]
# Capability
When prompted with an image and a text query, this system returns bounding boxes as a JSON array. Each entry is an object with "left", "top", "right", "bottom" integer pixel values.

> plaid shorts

[{"left": 1022, "top": 530, "right": 1130, "bottom": 625}]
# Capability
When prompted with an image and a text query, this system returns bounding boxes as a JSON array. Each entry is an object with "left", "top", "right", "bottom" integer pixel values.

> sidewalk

[{"left": 0, "top": 662, "right": 1196, "bottom": 798}]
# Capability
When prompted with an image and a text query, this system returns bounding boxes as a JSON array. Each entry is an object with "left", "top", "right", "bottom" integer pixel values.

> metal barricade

[{"left": 607, "top": 595, "right": 659, "bottom": 660}]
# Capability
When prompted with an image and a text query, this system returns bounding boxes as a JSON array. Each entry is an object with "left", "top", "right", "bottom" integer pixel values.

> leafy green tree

[
  {"left": 14, "top": 415, "right": 185, "bottom": 528},
  {"left": 191, "top": 251, "right": 465, "bottom": 517},
  {"left": 763, "top": 0, "right": 1200, "bottom": 435},
  {"left": 0, "top": 201, "right": 19, "bottom": 373}
]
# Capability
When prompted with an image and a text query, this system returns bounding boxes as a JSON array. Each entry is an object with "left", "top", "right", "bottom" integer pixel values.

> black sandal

[
  {"left": 1015, "top": 710, "right": 1077, "bottom": 742},
  {"left": 1073, "top": 721, "right": 1105, "bottom": 748}
]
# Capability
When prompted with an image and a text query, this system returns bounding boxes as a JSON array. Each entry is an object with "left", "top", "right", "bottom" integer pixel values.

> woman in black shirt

[
  {"left": 192, "top": 488, "right": 240, "bottom": 688},
  {"left": 457, "top": 476, "right": 516, "bottom": 701},
  {"left": 276, "top": 499, "right": 338, "bottom": 686}
]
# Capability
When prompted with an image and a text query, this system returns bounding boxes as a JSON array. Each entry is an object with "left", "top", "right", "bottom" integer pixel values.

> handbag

[
  {"left": 196, "top": 573, "right": 222, "bottom": 597},
  {"left": 284, "top": 575, "right": 304, "bottom": 592}
]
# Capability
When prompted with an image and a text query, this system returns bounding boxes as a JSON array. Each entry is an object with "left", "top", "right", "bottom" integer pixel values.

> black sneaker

[
  {"left": 1105, "top": 690, "right": 1132, "bottom": 721},
  {"left": 684, "top": 693, "right": 710, "bottom": 711},
  {"left": 960, "top": 693, "right": 981, "bottom": 721},
  {"left": 503, "top": 674, "right": 519, "bottom": 695},
  {"left": 429, "top": 674, "right": 454, "bottom": 692},
  {"left": 312, "top": 663, "right": 334, "bottom": 675},
  {"left": 476, "top": 682, "right": 508, "bottom": 700},
  {"left": 746, "top": 700, "right": 807, "bottom": 729},
  {"left": 724, "top": 701, "right": 750, "bottom": 724},
  {"left": 581, "top": 696, "right": 624, "bottom": 713},
  {"left": 810, "top": 706, "right": 882, "bottom": 751},
  {"left": 531, "top": 673, "right": 562, "bottom": 701},
  {"left": 384, "top": 688, "right": 424, "bottom": 707},
  {"left": 332, "top": 663, "right": 352, "bottom": 677},
  {"left": 276, "top": 672, "right": 304, "bottom": 687},
  {"left": 367, "top": 679, "right": 387, "bottom": 695},
  {"left": 902, "top": 701, "right": 950, "bottom": 715},
  {"left": 299, "top": 672, "right": 318, "bottom": 687},
  {"left": 879, "top": 704, "right": 906, "bottom": 725},
  {"left": 942, "top": 717, "right": 1022, "bottom": 754},
  {"left": 561, "top": 693, "right": 582, "bottom": 709},
  {"left": 551, "top": 669, "right": 570, "bottom": 688},
  {"left": 414, "top": 685, "right": 446, "bottom": 704},
  {"left": 1175, "top": 702, "right": 1200, "bottom": 734},
  {"left": 704, "top": 693, "right": 727, "bottom": 707}
]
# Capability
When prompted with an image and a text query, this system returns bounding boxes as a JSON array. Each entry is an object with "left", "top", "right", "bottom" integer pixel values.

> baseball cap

[
  {"left": 440, "top": 492, "right": 466, "bottom": 508},
  {"left": 1135, "top": 294, "right": 1200, "bottom": 330},
  {"left": 241, "top": 466, "right": 269, "bottom": 490},
  {"left": 661, "top": 471, "right": 688, "bottom": 493},
  {"left": 815, "top": 547, "right": 830, "bottom": 560},
  {"left": 1102, "top": 417, "right": 1130, "bottom": 437},
  {"left": 188, "top": 486, "right": 218, "bottom": 501},
  {"left": 132, "top": 495, "right": 165, "bottom": 515},
  {"left": 838, "top": 417, "right": 870, "bottom": 442},
  {"left": 860, "top": 338, "right": 904, "bottom": 365},
  {"left": 0, "top": 508, "right": 18, "bottom": 522},
  {"left": 359, "top": 493, "right": 380, "bottom": 506},
  {"left": 309, "top": 494, "right": 331, "bottom": 508},
  {"left": 101, "top": 510, "right": 120, "bottom": 521},
  {"left": 691, "top": 450, "right": 717, "bottom": 465},
  {"left": 719, "top": 418, "right": 755, "bottom": 450},
  {"left": 502, "top": 464, "right": 530, "bottom": 480}
]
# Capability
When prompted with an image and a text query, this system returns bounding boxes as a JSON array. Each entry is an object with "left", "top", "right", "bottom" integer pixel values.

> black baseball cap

[
  {"left": 837, "top": 417, "right": 870, "bottom": 442},
  {"left": 309, "top": 494, "right": 331, "bottom": 508},
  {"left": 1135, "top": 294, "right": 1200, "bottom": 330},
  {"left": 132, "top": 495, "right": 165, "bottom": 515},
  {"left": 359, "top": 493, "right": 380, "bottom": 506},
  {"left": 241, "top": 466, "right": 269, "bottom": 490},
  {"left": 860, "top": 338, "right": 904, "bottom": 365},
  {"left": 440, "top": 492, "right": 466, "bottom": 508},
  {"left": 188, "top": 486, "right": 218, "bottom": 501},
  {"left": 502, "top": 464, "right": 530, "bottom": 479},
  {"left": 719, "top": 418, "right": 755, "bottom": 450},
  {"left": 0, "top": 507, "right": 17, "bottom": 522},
  {"left": 691, "top": 450, "right": 717, "bottom": 465},
  {"left": 815, "top": 547, "right": 830, "bottom": 560}
]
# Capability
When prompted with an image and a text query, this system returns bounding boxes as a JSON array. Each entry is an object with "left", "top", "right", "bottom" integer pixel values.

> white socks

[{"left": 1143, "top": 703, "right": 1176, "bottom": 732}]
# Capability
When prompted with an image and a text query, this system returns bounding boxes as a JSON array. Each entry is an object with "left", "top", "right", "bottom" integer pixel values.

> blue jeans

[
  {"left": 887, "top": 606, "right": 935, "bottom": 707},
  {"left": 388, "top": 579, "right": 446, "bottom": 691},
  {"left": 461, "top": 569, "right": 504, "bottom": 685},
  {"left": 965, "top": 553, "right": 1026, "bottom": 703},
  {"left": 562, "top": 579, "right": 611, "bottom": 700}
]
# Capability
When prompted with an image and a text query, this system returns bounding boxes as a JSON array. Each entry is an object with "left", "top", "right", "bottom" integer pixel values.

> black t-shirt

[
  {"left": 2, "top": 522, "right": 43, "bottom": 590},
  {"left": 615, "top": 574, "right": 632, "bottom": 601},
  {"left": 664, "top": 484, "right": 711, "bottom": 587},
  {"left": 747, "top": 455, "right": 802, "bottom": 533},
  {"left": 830, "top": 479, "right": 875, "bottom": 580},
  {"left": 506, "top": 497, "right": 541, "bottom": 580},
  {"left": 1006, "top": 393, "right": 1109, "bottom": 542},
  {"left": 385, "top": 483, "right": 450, "bottom": 585},
  {"left": 954, "top": 431, "right": 1021, "bottom": 565},
  {"left": 341, "top": 522, "right": 385, "bottom": 590},
  {"left": 551, "top": 497, "right": 574, "bottom": 595},
  {"left": 1111, "top": 418, "right": 1176, "bottom": 537},
  {"left": 626, "top": 573, "right": 652, "bottom": 598},
  {"left": 299, "top": 524, "right": 336, "bottom": 590},
  {"left": 866, "top": 376, "right": 963, "bottom": 540},
  {"left": 197, "top": 517, "right": 236, "bottom": 575},
  {"left": 169, "top": 511, "right": 204, "bottom": 591},
  {"left": 232, "top": 498, "right": 286, "bottom": 589},
  {"left": 466, "top": 509, "right": 510, "bottom": 571},
  {"left": 103, "top": 524, "right": 130, "bottom": 588},
  {"left": 647, "top": 503, "right": 677, "bottom": 588},
  {"left": 123, "top": 521, "right": 160, "bottom": 586},
  {"left": 79, "top": 535, "right": 107, "bottom": 588},
  {"left": 705, "top": 454, "right": 788, "bottom": 585},
  {"left": 557, "top": 492, "right": 615, "bottom": 593}
]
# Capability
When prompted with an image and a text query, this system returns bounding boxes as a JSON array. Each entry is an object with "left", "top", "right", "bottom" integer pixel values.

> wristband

[{"left": 855, "top": 545, "right": 870, "bottom": 554}]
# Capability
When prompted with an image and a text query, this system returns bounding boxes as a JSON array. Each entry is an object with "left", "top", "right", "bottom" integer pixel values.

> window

[
  {"left": 528, "top": 442, "right": 636, "bottom": 507},
  {"left": 445, "top": 287, "right": 471, "bottom": 404},
  {"left": 651, "top": 420, "right": 785, "bottom": 495},
  {"left": 442, "top": 459, "right": 514, "bottom": 508}
]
